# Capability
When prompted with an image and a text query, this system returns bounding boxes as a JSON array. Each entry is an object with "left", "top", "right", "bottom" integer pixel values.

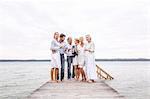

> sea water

[{"left": 0, "top": 61, "right": 149, "bottom": 99}]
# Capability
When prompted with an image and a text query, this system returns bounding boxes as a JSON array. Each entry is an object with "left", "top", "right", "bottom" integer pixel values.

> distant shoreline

[{"left": 0, "top": 59, "right": 150, "bottom": 62}]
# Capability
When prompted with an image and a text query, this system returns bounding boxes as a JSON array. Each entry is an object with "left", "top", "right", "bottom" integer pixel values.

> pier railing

[{"left": 96, "top": 65, "right": 114, "bottom": 80}]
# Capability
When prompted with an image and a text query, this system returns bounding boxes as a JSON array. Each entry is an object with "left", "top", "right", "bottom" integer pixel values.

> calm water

[
  {"left": 0, "top": 61, "right": 150, "bottom": 99},
  {"left": 97, "top": 61, "right": 150, "bottom": 99}
]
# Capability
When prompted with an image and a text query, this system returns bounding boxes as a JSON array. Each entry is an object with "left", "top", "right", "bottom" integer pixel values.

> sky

[{"left": 0, "top": 0, "right": 150, "bottom": 59}]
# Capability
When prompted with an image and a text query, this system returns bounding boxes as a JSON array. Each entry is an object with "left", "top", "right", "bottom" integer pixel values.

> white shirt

[
  {"left": 77, "top": 45, "right": 85, "bottom": 56},
  {"left": 66, "top": 44, "right": 73, "bottom": 56},
  {"left": 85, "top": 41, "right": 95, "bottom": 55},
  {"left": 50, "top": 39, "right": 60, "bottom": 53}
]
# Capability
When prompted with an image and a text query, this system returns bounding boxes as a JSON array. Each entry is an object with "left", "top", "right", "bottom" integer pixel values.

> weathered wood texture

[{"left": 27, "top": 80, "right": 125, "bottom": 99}]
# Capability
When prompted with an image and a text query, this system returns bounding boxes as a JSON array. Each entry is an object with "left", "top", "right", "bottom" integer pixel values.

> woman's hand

[
  {"left": 68, "top": 49, "right": 71, "bottom": 51},
  {"left": 85, "top": 49, "right": 94, "bottom": 53},
  {"left": 60, "top": 45, "right": 64, "bottom": 48},
  {"left": 85, "top": 49, "right": 90, "bottom": 52},
  {"left": 52, "top": 50, "right": 56, "bottom": 54}
]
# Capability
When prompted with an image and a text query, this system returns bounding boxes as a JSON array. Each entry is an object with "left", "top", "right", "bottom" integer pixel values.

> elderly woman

[
  {"left": 85, "top": 34, "right": 97, "bottom": 82},
  {"left": 50, "top": 32, "right": 61, "bottom": 82}
]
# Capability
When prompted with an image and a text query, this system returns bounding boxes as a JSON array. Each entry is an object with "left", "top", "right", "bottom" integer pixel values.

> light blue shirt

[{"left": 59, "top": 41, "right": 67, "bottom": 54}]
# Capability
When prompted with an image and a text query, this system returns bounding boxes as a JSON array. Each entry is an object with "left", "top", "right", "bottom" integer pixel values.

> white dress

[
  {"left": 73, "top": 56, "right": 78, "bottom": 66},
  {"left": 50, "top": 39, "right": 61, "bottom": 69},
  {"left": 85, "top": 42, "right": 97, "bottom": 80},
  {"left": 77, "top": 45, "right": 85, "bottom": 68},
  {"left": 72, "top": 45, "right": 78, "bottom": 66}
]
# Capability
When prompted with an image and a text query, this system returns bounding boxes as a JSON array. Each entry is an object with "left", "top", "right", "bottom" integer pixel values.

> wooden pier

[
  {"left": 27, "top": 65, "right": 125, "bottom": 99},
  {"left": 27, "top": 80, "right": 125, "bottom": 99}
]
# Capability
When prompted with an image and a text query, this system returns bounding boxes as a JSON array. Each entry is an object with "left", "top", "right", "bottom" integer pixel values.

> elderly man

[{"left": 66, "top": 37, "right": 74, "bottom": 79}]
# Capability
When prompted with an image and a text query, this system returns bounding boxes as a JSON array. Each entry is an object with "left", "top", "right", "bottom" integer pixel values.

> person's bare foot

[
  {"left": 60, "top": 79, "right": 64, "bottom": 82},
  {"left": 83, "top": 79, "right": 86, "bottom": 82},
  {"left": 91, "top": 79, "right": 96, "bottom": 83},
  {"left": 87, "top": 80, "right": 92, "bottom": 83},
  {"left": 80, "top": 79, "right": 83, "bottom": 82},
  {"left": 49, "top": 80, "right": 55, "bottom": 83},
  {"left": 55, "top": 80, "right": 59, "bottom": 83}
]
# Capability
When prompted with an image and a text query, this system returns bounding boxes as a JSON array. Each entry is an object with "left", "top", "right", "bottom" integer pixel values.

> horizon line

[{"left": 0, "top": 58, "right": 150, "bottom": 62}]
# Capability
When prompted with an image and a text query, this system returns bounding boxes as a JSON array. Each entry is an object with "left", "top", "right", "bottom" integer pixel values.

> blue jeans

[
  {"left": 67, "top": 56, "right": 73, "bottom": 79},
  {"left": 60, "top": 54, "right": 65, "bottom": 81}
]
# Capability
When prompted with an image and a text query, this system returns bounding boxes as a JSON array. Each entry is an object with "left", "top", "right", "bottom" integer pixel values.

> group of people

[{"left": 50, "top": 32, "right": 97, "bottom": 83}]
